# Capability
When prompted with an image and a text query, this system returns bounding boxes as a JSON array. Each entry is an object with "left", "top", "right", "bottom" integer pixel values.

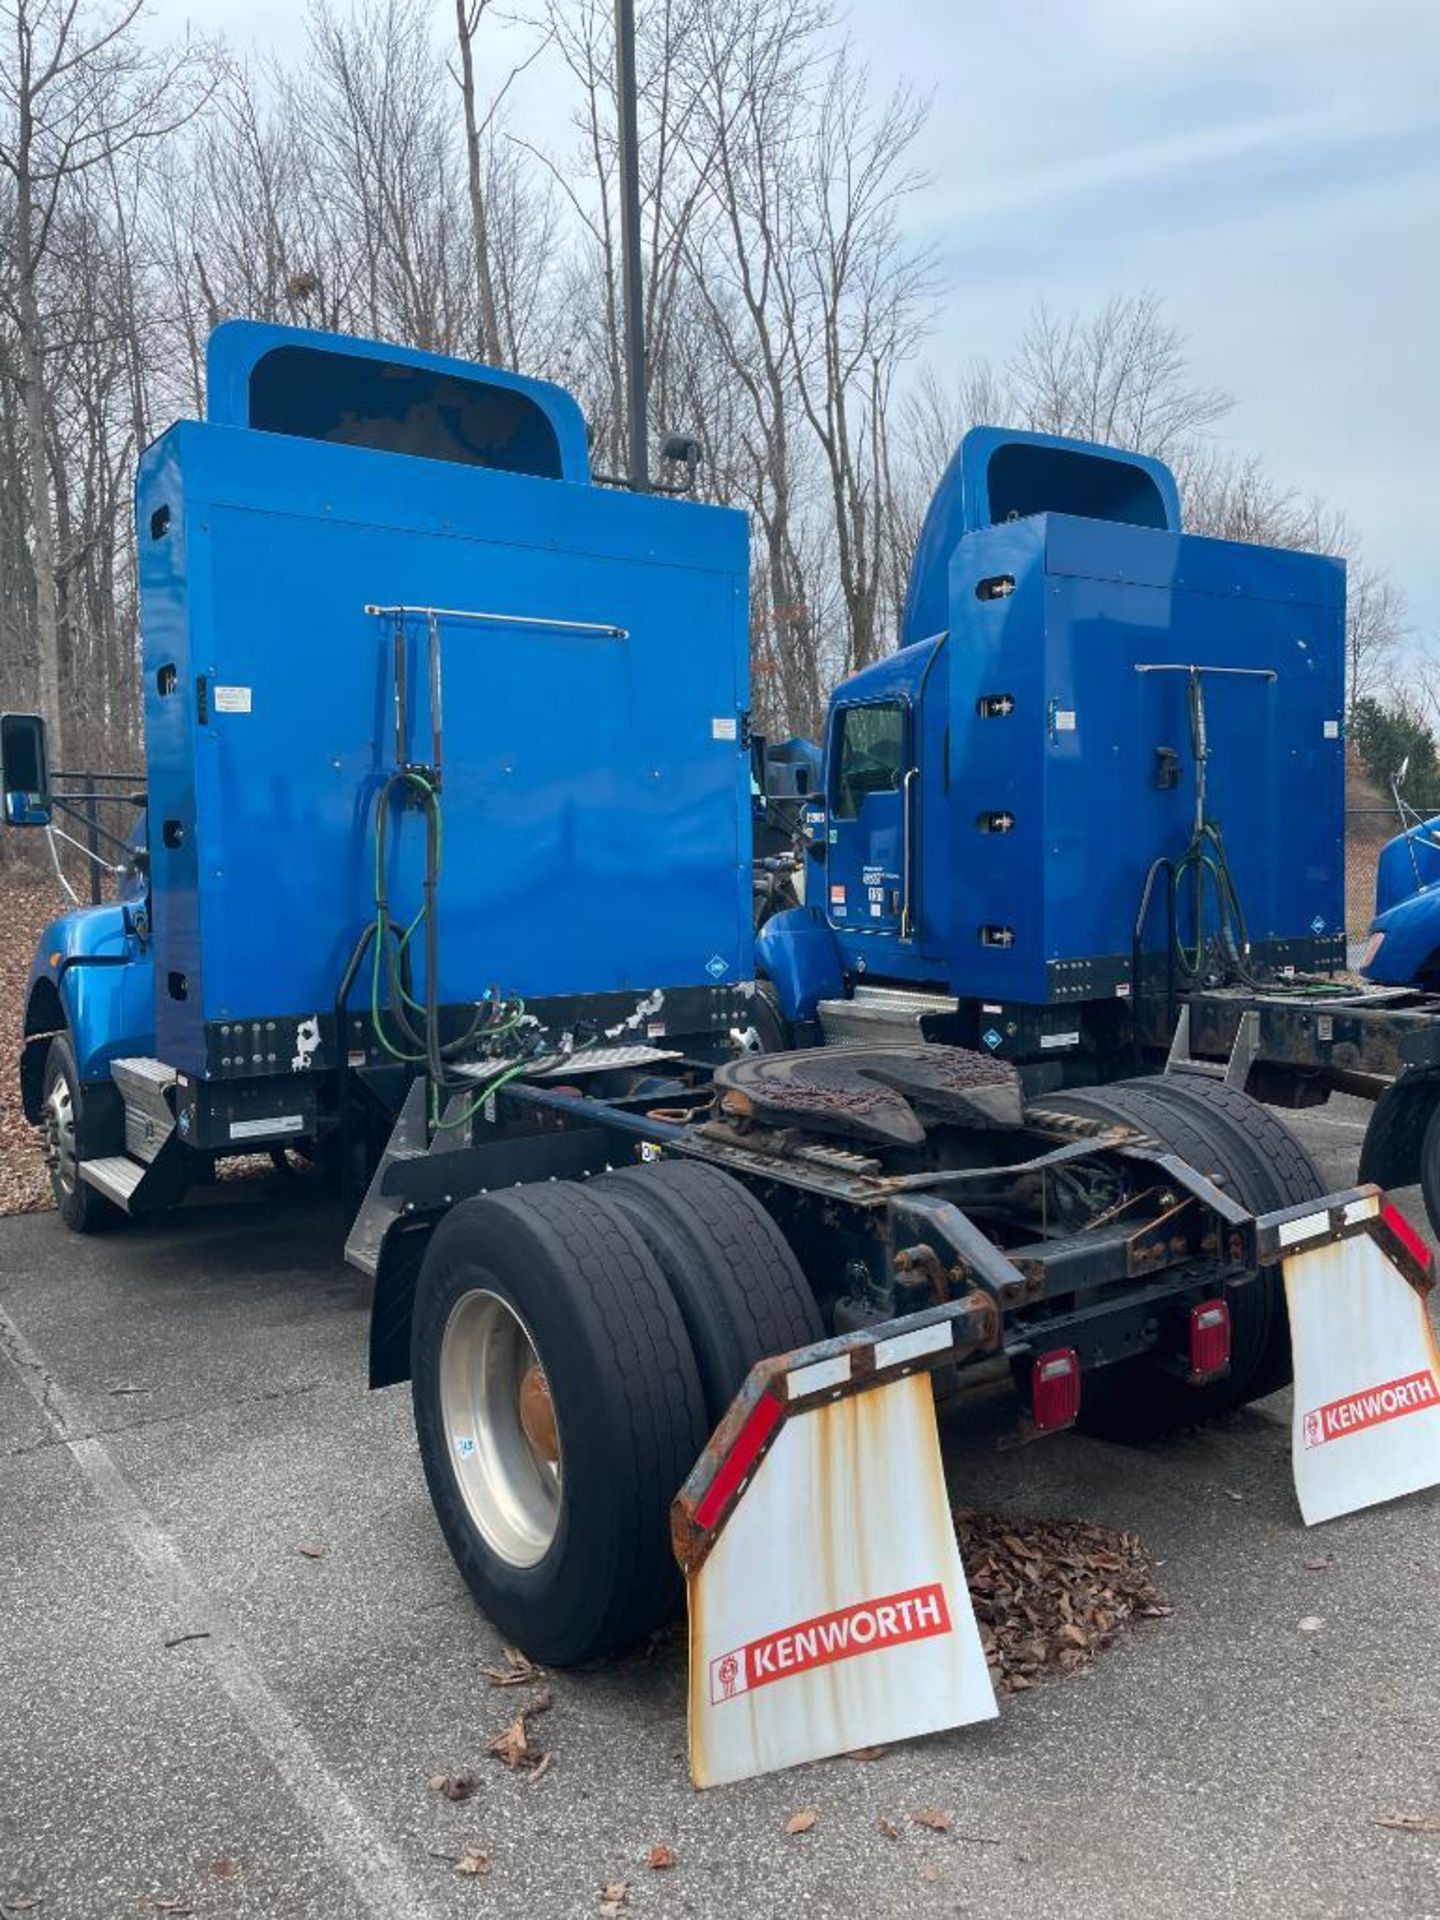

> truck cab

[{"left": 759, "top": 426, "right": 1347, "bottom": 1079}]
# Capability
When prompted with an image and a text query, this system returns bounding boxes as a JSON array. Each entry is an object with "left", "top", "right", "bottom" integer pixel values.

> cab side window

[{"left": 833, "top": 703, "right": 905, "bottom": 821}]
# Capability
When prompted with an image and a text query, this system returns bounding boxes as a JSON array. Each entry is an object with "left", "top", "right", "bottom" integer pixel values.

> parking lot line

[{"left": 0, "top": 1296, "right": 438, "bottom": 1920}]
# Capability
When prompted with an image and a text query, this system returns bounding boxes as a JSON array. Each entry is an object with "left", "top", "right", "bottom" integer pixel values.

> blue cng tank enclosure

[
  {"left": 138, "top": 322, "right": 752, "bottom": 1079},
  {"left": 820, "top": 427, "right": 1346, "bottom": 1008}
]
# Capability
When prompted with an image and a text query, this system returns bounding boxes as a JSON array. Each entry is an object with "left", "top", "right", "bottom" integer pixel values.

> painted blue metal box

[
  {"left": 821, "top": 430, "right": 1346, "bottom": 1007},
  {"left": 136, "top": 323, "right": 752, "bottom": 1077}
]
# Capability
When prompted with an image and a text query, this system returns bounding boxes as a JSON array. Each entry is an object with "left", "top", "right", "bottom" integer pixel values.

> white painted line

[
  {"left": 0, "top": 1301, "right": 435, "bottom": 1920},
  {"left": 873, "top": 1323, "right": 954, "bottom": 1372},
  {"left": 785, "top": 1355, "right": 852, "bottom": 1399}
]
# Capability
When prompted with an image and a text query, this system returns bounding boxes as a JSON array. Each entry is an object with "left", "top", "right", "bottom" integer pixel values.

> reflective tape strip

[
  {"left": 693, "top": 1394, "right": 782, "bottom": 1532},
  {"left": 1344, "top": 1195, "right": 1381, "bottom": 1226},
  {"left": 1279, "top": 1209, "right": 1331, "bottom": 1247},
  {"left": 873, "top": 1323, "right": 954, "bottom": 1372},
  {"left": 785, "top": 1355, "right": 852, "bottom": 1400}
]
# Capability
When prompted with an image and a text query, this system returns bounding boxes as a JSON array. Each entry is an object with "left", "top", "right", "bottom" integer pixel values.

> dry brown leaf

[
  {"left": 297, "top": 1543, "right": 325, "bottom": 1560},
  {"left": 847, "top": 1745, "right": 886, "bottom": 1761},
  {"left": 919, "top": 1863, "right": 940, "bottom": 1884},
  {"left": 647, "top": 1846, "right": 677, "bottom": 1871},
  {"left": 909, "top": 1810, "right": 951, "bottom": 1833},
  {"left": 1303, "top": 1556, "right": 1332, "bottom": 1571},
  {"left": 208, "top": 1858, "right": 240, "bottom": 1880},
  {"left": 526, "top": 1754, "right": 553, "bottom": 1788},
  {"left": 784, "top": 1808, "right": 818, "bottom": 1836},
  {"left": 428, "top": 1773, "right": 479, "bottom": 1802},
  {"left": 454, "top": 1848, "right": 491, "bottom": 1876},
  {"left": 482, "top": 1645, "right": 542, "bottom": 1688},
  {"left": 878, "top": 1817, "right": 901, "bottom": 1841},
  {"left": 599, "top": 1880, "right": 629, "bottom": 1916},
  {"left": 1377, "top": 1812, "right": 1440, "bottom": 1834},
  {"left": 6, "top": 1899, "right": 41, "bottom": 1913}
]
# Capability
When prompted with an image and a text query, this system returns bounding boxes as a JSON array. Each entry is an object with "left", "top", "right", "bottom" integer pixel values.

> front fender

[
  {"left": 755, "top": 905, "right": 845, "bottom": 1021},
  {"left": 25, "top": 904, "right": 155, "bottom": 1083},
  {"left": 1361, "top": 890, "right": 1440, "bottom": 987}
]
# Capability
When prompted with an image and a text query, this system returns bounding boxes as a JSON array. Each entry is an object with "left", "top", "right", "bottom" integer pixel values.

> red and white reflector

[
  {"left": 1284, "top": 1218, "right": 1440, "bottom": 1526},
  {"left": 680, "top": 1368, "right": 997, "bottom": 1787},
  {"left": 1030, "top": 1347, "right": 1080, "bottom": 1432},
  {"left": 1188, "top": 1299, "right": 1231, "bottom": 1380}
]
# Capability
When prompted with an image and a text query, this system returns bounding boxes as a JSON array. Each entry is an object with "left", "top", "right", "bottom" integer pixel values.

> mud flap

[
  {"left": 671, "top": 1299, "right": 1001, "bottom": 1788},
  {"left": 1265, "top": 1189, "right": 1440, "bottom": 1526}
]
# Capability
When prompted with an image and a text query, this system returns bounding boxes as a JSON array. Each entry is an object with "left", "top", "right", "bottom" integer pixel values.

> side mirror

[{"left": 1, "top": 712, "right": 51, "bottom": 827}]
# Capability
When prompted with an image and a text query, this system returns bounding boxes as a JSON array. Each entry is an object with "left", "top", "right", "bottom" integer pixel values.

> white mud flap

[
  {"left": 1264, "top": 1189, "right": 1440, "bottom": 1526},
  {"left": 671, "top": 1299, "right": 1001, "bottom": 1789}
]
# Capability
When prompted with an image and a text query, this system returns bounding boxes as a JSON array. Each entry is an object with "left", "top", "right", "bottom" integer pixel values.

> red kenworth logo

[
  {"left": 1302, "top": 1369, "right": 1440, "bottom": 1449},
  {"left": 708, "top": 1583, "right": 953, "bottom": 1705}
]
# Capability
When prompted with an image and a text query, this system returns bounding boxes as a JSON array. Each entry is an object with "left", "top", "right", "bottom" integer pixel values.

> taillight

[
  {"left": 1030, "top": 1348, "right": 1080, "bottom": 1432},
  {"left": 1188, "top": 1299, "right": 1231, "bottom": 1380},
  {"left": 1381, "top": 1200, "right": 1433, "bottom": 1274}
]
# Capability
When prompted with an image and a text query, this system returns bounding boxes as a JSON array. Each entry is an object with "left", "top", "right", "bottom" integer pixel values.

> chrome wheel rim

[
  {"left": 439, "top": 1289, "right": 561, "bottom": 1568},
  {"left": 43, "top": 1074, "right": 77, "bottom": 1197}
]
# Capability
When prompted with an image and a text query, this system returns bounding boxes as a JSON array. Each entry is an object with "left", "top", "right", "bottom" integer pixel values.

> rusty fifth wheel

[
  {"left": 1037, "top": 1075, "right": 1326, "bottom": 1439},
  {"left": 409, "top": 1181, "right": 709, "bottom": 1664}
]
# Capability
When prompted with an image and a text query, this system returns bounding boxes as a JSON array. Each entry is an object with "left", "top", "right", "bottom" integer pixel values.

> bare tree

[{"left": 0, "top": 0, "right": 212, "bottom": 764}]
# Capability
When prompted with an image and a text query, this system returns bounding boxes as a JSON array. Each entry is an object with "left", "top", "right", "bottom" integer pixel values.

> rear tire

[
  {"left": 593, "top": 1158, "right": 825, "bottom": 1424},
  {"left": 410, "top": 1181, "right": 709, "bottom": 1664},
  {"left": 1418, "top": 1101, "right": 1440, "bottom": 1241},
  {"left": 1039, "top": 1074, "right": 1325, "bottom": 1439},
  {"left": 40, "top": 1036, "right": 120, "bottom": 1234}
]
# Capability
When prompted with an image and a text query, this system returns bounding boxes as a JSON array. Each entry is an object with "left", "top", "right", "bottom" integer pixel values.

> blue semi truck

[{"left": 4, "top": 323, "right": 1435, "bottom": 1710}]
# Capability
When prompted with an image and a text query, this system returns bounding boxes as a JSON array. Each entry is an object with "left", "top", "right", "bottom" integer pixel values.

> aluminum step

[
  {"left": 344, "top": 1079, "right": 430, "bottom": 1278},
  {"left": 110, "top": 1056, "right": 178, "bottom": 1163},
  {"left": 79, "top": 1155, "right": 148, "bottom": 1208},
  {"left": 817, "top": 986, "right": 960, "bottom": 1050}
]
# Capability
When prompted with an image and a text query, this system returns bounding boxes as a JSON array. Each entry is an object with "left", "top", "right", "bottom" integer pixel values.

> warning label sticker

[
  {"left": 708, "top": 1583, "right": 951, "bottom": 1705},
  {"left": 1302, "top": 1369, "right": 1440, "bottom": 1449}
]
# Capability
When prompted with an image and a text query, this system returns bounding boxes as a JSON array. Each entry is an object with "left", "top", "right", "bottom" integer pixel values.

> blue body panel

[
  {"left": 1362, "top": 822, "right": 1440, "bottom": 984},
  {"left": 755, "top": 905, "right": 845, "bottom": 1021},
  {"left": 28, "top": 905, "right": 155, "bottom": 1080},
  {"left": 819, "top": 448, "right": 1345, "bottom": 1006},
  {"left": 131, "top": 323, "right": 751, "bottom": 1076}
]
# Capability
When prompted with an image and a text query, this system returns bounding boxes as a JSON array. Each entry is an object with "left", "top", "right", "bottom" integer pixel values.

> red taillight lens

[
  {"left": 1030, "top": 1348, "right": 1080, "bottom": 1432},
  {"left": 1188, "top": 1299, "right": 1231, "bottom": 1380},
  {"left": 1381, "top": 1201, "right": 1433, "bottom": 1274}
]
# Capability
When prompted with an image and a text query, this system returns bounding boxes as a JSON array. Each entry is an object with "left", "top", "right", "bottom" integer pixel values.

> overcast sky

[{"left": 155, "top": 0, "right": 1440, "bottom": 657}]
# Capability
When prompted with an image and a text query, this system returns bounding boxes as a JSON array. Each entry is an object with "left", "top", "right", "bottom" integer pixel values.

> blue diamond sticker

[
  {"left": 706, "top": 953, "right": 728, "bottom": 979},
  {"left": 983, "top": 1027, "right": 1002, "bottom": 1051},
  {"left": 1311, "top": 916, "right": 1325, "bottom": 934}
]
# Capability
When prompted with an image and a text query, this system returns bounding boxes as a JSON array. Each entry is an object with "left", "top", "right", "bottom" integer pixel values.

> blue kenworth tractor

[{"left": 4, "top": 325, "right": 1431, "bottom": 1697}]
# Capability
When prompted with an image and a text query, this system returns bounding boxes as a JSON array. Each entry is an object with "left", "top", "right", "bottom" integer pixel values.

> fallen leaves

[
  {"left": 296, "top": 1542, "right": 325, "bottom": 1560},
  {"left": 1303, "top": 1555, "right": 1333, "bottom": 1572},
  {"left": 784, "top": 1808, "right": 818, "bottom": 1836},
  {"left": 428, "top": 1773, "right": 479, "bottom": 1802},
  {"left": 0, "top": 885, "right": 63, "bottom": 1216},
  {"left": 482, "top": 1646, "right": 542, "bottom": 1688},
  {"left": 878, "top": 1817, "right": 901, "bottom": 1841},
  {"left": 4, "top": 1898, "right": 41, "bottom": 1913},
  {"left": 207, "top": 1858, "right": 240, "bottom": 1880},
  {"left": 1377, "top": 1812, "right": 1440, "bottom": 1834},
  {"left": 647, "top": 1846, "right": 677, "bottom": 1871},
  {"left": 486, "top": 1690, "right": 553, "bottom": 1773},
  {"left": 955, "top": 1507, "right": 1170, "bottom": 1693},
  {"left": 599, "top": 1879, "right": 629, "bottom": 1915},
  {"left": 454, "top": 1847, "right": 491, "bottom": 1876}
]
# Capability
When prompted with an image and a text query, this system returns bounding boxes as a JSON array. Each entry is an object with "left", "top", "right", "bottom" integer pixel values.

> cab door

[{"left": 826, "top": 699, "right": 912, "bottom": 939}]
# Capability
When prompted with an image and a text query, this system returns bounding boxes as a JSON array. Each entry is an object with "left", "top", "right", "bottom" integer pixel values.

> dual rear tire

[{"left": 409, "top": 1160, "right": 822, "bottom": 1665}]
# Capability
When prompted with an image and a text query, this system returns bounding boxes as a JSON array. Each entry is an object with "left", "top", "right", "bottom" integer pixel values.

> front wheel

[
  {"left": 40, "top": 1035, "right": 119, "bottom": 1234},
  {"left": 410, "top": 1180, "right": 709, "bottom": 1664}
]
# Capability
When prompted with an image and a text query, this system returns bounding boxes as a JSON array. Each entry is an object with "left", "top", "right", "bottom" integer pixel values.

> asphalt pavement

[{"left": 2, "top": 1098, "right": 1438, "bottom": 1920}]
